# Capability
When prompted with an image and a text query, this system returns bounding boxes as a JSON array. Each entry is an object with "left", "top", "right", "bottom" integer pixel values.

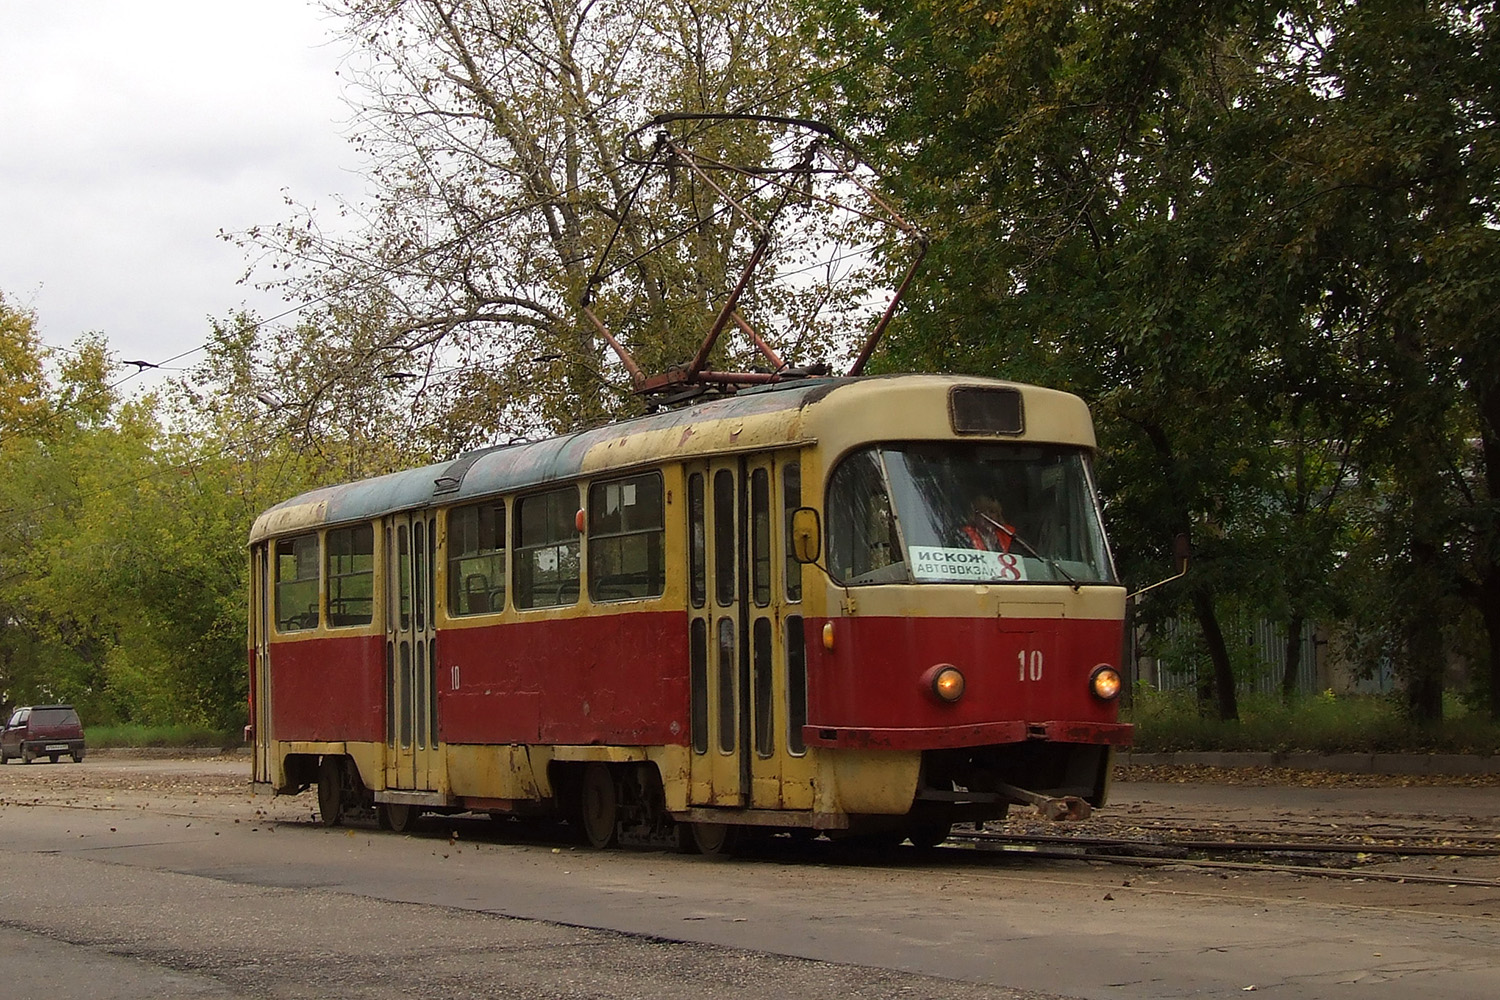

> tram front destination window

[{"left": 826, "top": 443, "right": 1116, "bottom": 586}]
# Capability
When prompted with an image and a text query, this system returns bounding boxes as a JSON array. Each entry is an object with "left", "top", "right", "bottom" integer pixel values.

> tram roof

[{"left": 248, "top": 374, "right": 1094, "bottom": 543}]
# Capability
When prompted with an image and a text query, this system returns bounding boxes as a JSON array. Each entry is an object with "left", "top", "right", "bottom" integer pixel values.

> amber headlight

[
  {"left": 1090, "top": 665, "right": 1123, "bottom": 701},
  {"left": 921, "top": 664, "right": 966, "bottom": 704}
]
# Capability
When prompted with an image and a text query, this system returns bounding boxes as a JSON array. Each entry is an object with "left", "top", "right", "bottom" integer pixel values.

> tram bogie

[{"left": 248, "top": 375, "right": 1131, "bottom": 851}]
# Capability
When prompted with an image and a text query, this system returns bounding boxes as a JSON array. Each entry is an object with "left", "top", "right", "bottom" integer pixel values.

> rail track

[
  {"left": 945, "top": 827, "right": 1500, "bottom": 887},
  {"left": 7, "top": 760, "right": 1500, "bottom": 890}
]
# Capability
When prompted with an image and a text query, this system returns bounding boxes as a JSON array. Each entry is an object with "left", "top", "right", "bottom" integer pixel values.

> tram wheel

[
  {"left": 906, "top": 821, "right": 952, "bottom": 849},
  {"left": 689, "top": 822, "right": 739, "bottom": 859},
  {"left": 317, "top": 756, "right": 344, "bottom": 827},
  {"left": 378, "top": 801, "right": 418, "bottom": 834},
  {"left": 579, "top": 764, "right": 618, "bottom": 849}
]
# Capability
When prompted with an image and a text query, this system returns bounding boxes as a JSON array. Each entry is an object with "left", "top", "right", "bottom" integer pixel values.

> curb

[{"left": 1119, "top": 750, "right": 1500, "bottom": 777}]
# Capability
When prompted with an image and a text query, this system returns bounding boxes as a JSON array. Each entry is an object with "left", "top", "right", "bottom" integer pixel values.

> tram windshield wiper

[{"left": 979, "top": 512, "right": 1080, "bottom": 590}]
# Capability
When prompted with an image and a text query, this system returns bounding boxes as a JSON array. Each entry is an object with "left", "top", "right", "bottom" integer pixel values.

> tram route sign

[{"left": 909, "top": 546, "right": 1027, "bottom": 583}]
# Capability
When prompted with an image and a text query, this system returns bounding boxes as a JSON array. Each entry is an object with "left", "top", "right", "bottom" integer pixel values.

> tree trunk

[
  {"left": 1192, "top": 587, "right": 1238, "bottom": 721},
  {"left": 1471, "top": 377, "right": 1500, "bottom": 720},
  {"left": 1403, "top": 612, "right": 1445, "bottom": 723},
  {"left": 1281, "top": 613, "right": 1306, "bottom": 704},
  {"left": 1480, "top": 578, "right": 1500, "bottom": 722},
  {"left": 1401, "top": 541, "right": 1446, "bottom": 724}
]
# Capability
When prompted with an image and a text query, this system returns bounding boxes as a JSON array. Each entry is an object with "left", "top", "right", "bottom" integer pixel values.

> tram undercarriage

[{"left": 271, "top": 737, "right": 1113, "bottom": 854}]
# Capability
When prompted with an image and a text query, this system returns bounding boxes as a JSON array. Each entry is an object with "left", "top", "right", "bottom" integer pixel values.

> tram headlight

[
  {"left": 1090, "top": 665, "right": 1123, "bottom": 701},
  {"left": 921, "top": 664, "right": 966, "bottom": 704}
]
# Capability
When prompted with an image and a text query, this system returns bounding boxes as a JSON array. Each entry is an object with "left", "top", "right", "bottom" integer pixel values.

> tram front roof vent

[{"left": 949, "top": 386, "right": 1024, "bottom": 436}]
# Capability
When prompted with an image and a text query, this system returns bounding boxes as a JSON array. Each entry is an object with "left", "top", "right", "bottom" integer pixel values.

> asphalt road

[{"left": 2, "top": 757, "right": 1499, "bottom": 999}]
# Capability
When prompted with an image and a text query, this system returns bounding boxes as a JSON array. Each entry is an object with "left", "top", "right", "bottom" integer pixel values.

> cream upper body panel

[
  {"left": 788, "top": 375, "right": 1095, "bottom": 466},
  {"left": 250, "top": 375, "right": 1098, "bottom": 544}
]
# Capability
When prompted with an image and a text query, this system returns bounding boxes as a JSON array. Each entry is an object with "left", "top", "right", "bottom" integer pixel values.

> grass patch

[
  {"left": 1126, "top": 688, "right": 1500, "bottom": 755},
  {"left": 86, "top": 724, "right": 240, "bottom": 749}
]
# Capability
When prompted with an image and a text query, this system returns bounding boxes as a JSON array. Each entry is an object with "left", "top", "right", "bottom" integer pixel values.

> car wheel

[
  {"left": 48, "top": 753, "right": 60, "bottom": 764},
  {"left": 21, "top": 749, "right": 35, "bottom": 764},
  {"left": 71, "top": 751, "right": 85, "bottom": 763},
  {"left": 0, "top": 748, "right": 8, "bottom": 764}
]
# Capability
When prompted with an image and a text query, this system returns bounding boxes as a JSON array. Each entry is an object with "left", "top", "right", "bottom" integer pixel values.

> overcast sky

[{"left": 0, "top": 1, "right": 361, "bottom": 394}]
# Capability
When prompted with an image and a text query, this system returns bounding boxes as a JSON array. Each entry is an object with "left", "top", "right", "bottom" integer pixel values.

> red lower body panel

[{"left": 804, "top": 614, "right": 1129, "bottom": 748}]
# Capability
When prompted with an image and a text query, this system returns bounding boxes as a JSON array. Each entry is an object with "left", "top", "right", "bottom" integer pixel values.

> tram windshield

[{"left": 826, "top": 443, "right": 1116, "bottom": 586}]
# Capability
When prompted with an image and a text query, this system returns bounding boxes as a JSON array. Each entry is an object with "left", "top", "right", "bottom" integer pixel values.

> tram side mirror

[
  {"left": 790, "top": 507, "right": 822, "bottom": 564},
  {"left": 1127, "top": 532, "right": 1191, "bottom": 601}
]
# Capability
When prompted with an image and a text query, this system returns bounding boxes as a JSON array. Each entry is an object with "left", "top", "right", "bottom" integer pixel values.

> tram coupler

[{"left": 995, "top": 781, "right": 1093, "bottom": 822}]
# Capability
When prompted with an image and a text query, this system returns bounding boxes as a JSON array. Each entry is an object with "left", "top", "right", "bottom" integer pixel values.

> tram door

[
  {"left": 686, "top": 456, "right": 793, "bottom": 808},
  {"left": 251, "top": 543, "right": 273, "bottom": 784},
  {"left": 385, "top": 512, "right": 440, "bottom": 791}
]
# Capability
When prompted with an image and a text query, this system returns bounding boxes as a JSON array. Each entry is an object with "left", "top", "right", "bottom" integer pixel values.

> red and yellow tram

[{"left": 248, "top": 374, "right": 1129, "bottom": 851}]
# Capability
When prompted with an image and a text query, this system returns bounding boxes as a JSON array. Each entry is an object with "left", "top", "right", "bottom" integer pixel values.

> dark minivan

[{"left": 0, "top": 705, "right": 86, "bottom": 764}]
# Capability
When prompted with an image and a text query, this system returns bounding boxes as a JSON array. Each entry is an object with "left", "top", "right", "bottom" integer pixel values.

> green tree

[
  {"left": 0, "top": 293, "right": 49, "bottom": 437},
  {"left": 0, "top": 331, "right": 138, "bottom": 719},
  {"left": 836, "top": 0, "right": 1295, "bottom": 719},
  {"left": 0, "top": 295, "right": 53, "bottom": 708},
  {"left": 836, "top": 0, "right": 1500, "bottom": 719},
  {"left": 238, "top": 0, "right": 848, "bottom": 439}
]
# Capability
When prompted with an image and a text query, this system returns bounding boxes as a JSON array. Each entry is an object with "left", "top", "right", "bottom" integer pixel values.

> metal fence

[{"left": 1133, "top": 617, "right": 1395, "bottom": 697}]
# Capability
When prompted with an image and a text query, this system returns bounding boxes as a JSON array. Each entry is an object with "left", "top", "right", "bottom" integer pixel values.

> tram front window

[{"left": 826, "top": 443, "right": 1116, "bottom": 586}]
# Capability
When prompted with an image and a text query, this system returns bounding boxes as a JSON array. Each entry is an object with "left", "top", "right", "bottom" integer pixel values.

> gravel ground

[{"left": 1118, "top": 762, "right": 1500, "bottom": 788}]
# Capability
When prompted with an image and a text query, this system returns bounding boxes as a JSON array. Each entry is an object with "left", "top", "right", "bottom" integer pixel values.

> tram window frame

[
  {"left": 414, "top": 520, "right": 428, "bottom": 632},
  {"left": 826, "top": 449, "right": 905, "bottom": 586},
  {"left": 447, "top": 500, "right": 507, "bottom": 616},
  {"left": 786, "top": 615, "right": 807, "bottom": 755},
  {"left": 713, "top": 469, "right": 736, "bottom": 607},
  {"left": 753, "top": 616, "right": 774, "bottom": 757},
  {"left": 514, "top": 486, "right": 581, "bottom": 610},
  {"left": 782, "top": 461, "right": 802, "bottom": 603},
  {"left": 588, "top": 472, "right": 665, "bottom": 602},
  {"left": 750, "top": 468, "right": 772, "bottom": 607},
  {"left": 326, "top": 524, "right": 375, "bottom": 627},
  {"left": 274, "top": 533, "right": 320, "bottom": 632},
  {"left": 395, "top": 524, "right": 412, "bottom": 630},
  {"left": 690, "top": 618, "right": 709, "bottom": 754},
  {"left": 716, "top": 617, "right": 736, "bottom": 754},
  {"left": 688, "top": 473, "right": 707, "bottom": 608}
]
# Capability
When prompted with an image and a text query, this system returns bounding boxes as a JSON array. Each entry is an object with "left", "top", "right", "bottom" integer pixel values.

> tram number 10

[{"left": 1017, "top": 650, "right": 1044, "bottom": 682}]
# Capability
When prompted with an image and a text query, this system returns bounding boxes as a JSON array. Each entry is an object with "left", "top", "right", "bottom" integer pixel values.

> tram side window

[
  {"left": 688, "top": 473, "right": 706, "bottom": 608},
  {"left": 827, "top": 450, "right": 906, "bottom": 585},
  {"left": 326, "top": 525, "right": 375, "bottom": 626},
  {"left": 751, "top": 468, "right": 771, "bottom": 607},
  {"left": 274, "top": 533, "right": 320, "bottom": 631},
  {"left": 448, "top": 501, "right": 506, "bottom": 616},
  {"left": 588, "top": 472, "right": 665, "bottom": 602},
  {"left": 713, "top": 469, "right": 736, "bottom": 606},
  {"left": 786, "top": 615, "right": 807, "bottom": 755},
  {"left": 690, "top": 618, "right": 709, "bottom": 754},
  {"left": 515, "top": 487, "right": 580, "bottom": 609},
  {"left": 782, "top": 461, "right": 801, "bottom": 603}
]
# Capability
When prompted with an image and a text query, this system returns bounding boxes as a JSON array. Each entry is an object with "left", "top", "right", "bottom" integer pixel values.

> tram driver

[{"left": 960, "top": 494, "right": 1018, "bottom": 553}]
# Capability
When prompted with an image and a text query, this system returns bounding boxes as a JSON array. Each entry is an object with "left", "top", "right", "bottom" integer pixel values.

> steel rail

[
  {"left": 958, "top": 829, "right": 1500, "bottom": 858},
  {"left": 946, "top": 833, "right": 1500, "bottom": 887},
  {"left": 1114, "top": 820, "right": 1500, "bottom": 846}
]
